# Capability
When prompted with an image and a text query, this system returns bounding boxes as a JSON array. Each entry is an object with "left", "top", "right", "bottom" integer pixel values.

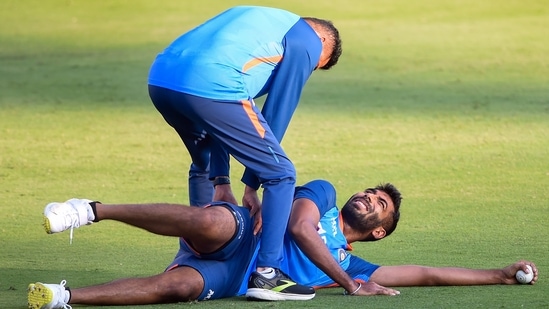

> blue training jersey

[
  {"left": 148, "top": 6, "right": 321, "bottom": 135},
  {"left": 237, "top": 180, "right": 380, "bottom": 294},
  {"left": 148, "top": 6, "right": 322, "bottom": 135},
  {"left": 148, "top": 6, "right": 321, "bottom": 102},
  {"left": 280, "top": 179, "right": 349, "bottom": 286},
  {"left": 148, "top": 6, "right": 323, "bottom": 189}
]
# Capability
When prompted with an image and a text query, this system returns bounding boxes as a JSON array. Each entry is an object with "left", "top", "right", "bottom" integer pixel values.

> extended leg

[
  {"left": 71, "top": 267, "right": 203, "bottom": 305},
  {"left": 28, "top": 267, "right": 203, "bottom": 308}
]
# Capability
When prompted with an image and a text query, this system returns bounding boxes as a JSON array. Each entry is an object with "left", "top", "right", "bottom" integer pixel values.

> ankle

[
  {"left": 89, "top": 201, "right": 101, "bottom": 222},
  {"left": 258, "top": 267, "right": 276, "bottom": 279}
]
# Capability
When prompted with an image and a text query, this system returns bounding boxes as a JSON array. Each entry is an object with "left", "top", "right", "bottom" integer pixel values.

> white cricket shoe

[
  {"left": 43, "top": 198, "right": 94, "bottom": 244},
  {"left": 27, "top": 280, "right": 71, "bottom": 309}
]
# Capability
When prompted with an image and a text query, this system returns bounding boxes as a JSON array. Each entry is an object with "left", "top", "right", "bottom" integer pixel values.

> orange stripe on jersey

[
  {"left": 242, "top": 55, "right": 283, "bottom": 72},
  {"left": 242, "top": 100, "right": 266, "bottom": 138}
]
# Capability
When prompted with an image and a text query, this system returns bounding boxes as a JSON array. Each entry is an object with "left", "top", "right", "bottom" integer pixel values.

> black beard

[{"left": 341, "top": 201, "right": 382, "bottom": 234}]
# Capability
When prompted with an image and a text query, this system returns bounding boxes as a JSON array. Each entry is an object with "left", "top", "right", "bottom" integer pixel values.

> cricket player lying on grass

[{"left": 28, "top": 179, "right": 538, "bottom": 308}]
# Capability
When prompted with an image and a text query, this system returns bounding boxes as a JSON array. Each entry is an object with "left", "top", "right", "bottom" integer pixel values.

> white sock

[{"left": 259, "top": 267, "right": 276, "bottom": 279}]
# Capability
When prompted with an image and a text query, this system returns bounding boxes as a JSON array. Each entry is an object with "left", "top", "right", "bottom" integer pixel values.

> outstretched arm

[{"left": 370, "top": 260, "right": 538, "bottom": 286}]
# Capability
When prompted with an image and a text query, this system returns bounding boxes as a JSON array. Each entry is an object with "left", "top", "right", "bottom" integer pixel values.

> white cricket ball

[{"left": 515, "top": 265, "right": 533, "bottom": 284}]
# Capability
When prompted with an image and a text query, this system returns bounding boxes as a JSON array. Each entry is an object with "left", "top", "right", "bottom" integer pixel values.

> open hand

[{"left": 353, "top": 281, "right": 400, "bottom": 296}]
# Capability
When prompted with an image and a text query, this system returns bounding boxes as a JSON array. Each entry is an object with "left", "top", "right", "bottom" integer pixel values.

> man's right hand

[
  {"left": 242, "top": 186, "right": 262, "bottom": 235},
  {"left": 502, "top": 260, "right": 538, "bottom": 285},
  {"left": 353, "top": 281, "right": 400, "bottom": 296},
  {"left": 213, "top": 183, "right": 238, "bottom": 206}
]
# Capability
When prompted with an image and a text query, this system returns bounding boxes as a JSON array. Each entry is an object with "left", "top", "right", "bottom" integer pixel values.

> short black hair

[
  {"left": 375, "top": 183, "right": 402, "bottom": 238},
  {"left": 303, "top": 17, "right": 342, "bottom": 70}
]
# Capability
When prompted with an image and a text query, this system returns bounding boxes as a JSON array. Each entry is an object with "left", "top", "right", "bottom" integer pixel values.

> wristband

[{"left": 213, "top": 176, "right": 230, "bottom": 187}]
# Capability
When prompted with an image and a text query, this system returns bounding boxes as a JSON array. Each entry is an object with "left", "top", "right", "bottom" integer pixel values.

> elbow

[
  {"left": 288, "top": 223, "right": 301, "bottom": 238},
  {"left": 288, "top": 222, "right": 308, "bottom": 241}
]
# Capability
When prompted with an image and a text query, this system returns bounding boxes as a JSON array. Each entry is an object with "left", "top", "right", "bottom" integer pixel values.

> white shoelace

[
  {"left": 58, "top": 280, "right": 72, "bottom": 309},
  {"left": 65, "top": 213, "right": 81, "bottom": 245}
]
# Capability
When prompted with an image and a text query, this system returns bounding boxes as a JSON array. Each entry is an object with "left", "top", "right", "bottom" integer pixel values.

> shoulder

[
  {"left": 294, "top": 179, "right": 337, "bottom": 214},
  {"left": 296, "top": 179, "right": 336, "bottom": 196}
]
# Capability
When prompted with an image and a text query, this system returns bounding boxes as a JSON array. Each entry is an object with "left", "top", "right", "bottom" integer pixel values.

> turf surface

[{"left": 1, "top": 1, "right": 547, "bottom": 308}]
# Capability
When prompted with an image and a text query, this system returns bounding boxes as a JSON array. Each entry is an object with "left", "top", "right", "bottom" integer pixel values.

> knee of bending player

[
  {"left": 258, "top": 162, "right": 296, "bottom": 184},
  {"left": 189, "top": 162, "right": 209, "bottom": 175}
]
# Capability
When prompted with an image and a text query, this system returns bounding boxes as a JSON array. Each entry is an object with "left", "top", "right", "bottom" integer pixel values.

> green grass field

[{"left": 1, "top": 0, "right": 548, "bottom": 308}]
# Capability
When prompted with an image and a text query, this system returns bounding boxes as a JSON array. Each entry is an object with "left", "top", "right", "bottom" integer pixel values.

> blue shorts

[{"left": 165, "top": 202, "right": 259, "bottom": 300}]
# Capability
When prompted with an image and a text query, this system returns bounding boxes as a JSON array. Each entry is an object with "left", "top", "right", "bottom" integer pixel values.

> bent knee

[
  {"left": 158, "top": 268, "right": 204, "bottom": 302},
  {"left": 262, "top": 175, "right": 296, "bottom": 187},
  {"left": 191, "top": 206, "right": 236, "bottom": 238},
  {"left": 258, "top": 157, "right": 296, "bottom": 181},
  {"left": 198, "top": 206, "right": 233, "bottom": 226}
]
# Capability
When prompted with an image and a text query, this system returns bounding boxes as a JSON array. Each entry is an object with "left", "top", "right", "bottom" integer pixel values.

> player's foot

[
  {"left": 246, "top": 268, "right": 315, "bottom": 301},
  {"left": 43, "top": 198, "right": 94, "bottom": 243},
  {"left": 27, "top": 280, "right": 71, "bottom": 309}
]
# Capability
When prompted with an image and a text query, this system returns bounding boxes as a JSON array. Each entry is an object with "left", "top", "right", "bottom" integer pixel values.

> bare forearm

[
  {"left": 293, "top": 228, "right": 358, "bottom": 292},
  {"left": 371, "top": 265, "right": 507, "bottom": 287}
]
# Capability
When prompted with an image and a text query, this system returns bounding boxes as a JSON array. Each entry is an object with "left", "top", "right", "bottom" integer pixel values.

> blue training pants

[{"left": 149, "top": 85, "right": 295, "bottom": 269}]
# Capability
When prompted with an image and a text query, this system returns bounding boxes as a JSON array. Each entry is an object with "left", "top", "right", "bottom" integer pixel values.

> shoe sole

[
  {"left": 27, "top": 283, "right": 53, "bottom": 309},
  {"left": 246, "top": 288, "right": 315, "bottom": 301},
  {"left": 43, "top": 216, "right": 52, "bottom": 234}
]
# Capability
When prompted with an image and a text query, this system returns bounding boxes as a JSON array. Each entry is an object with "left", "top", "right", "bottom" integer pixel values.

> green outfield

[{"left": 1, "top": 0, "right": 547, "bottom": 308}]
